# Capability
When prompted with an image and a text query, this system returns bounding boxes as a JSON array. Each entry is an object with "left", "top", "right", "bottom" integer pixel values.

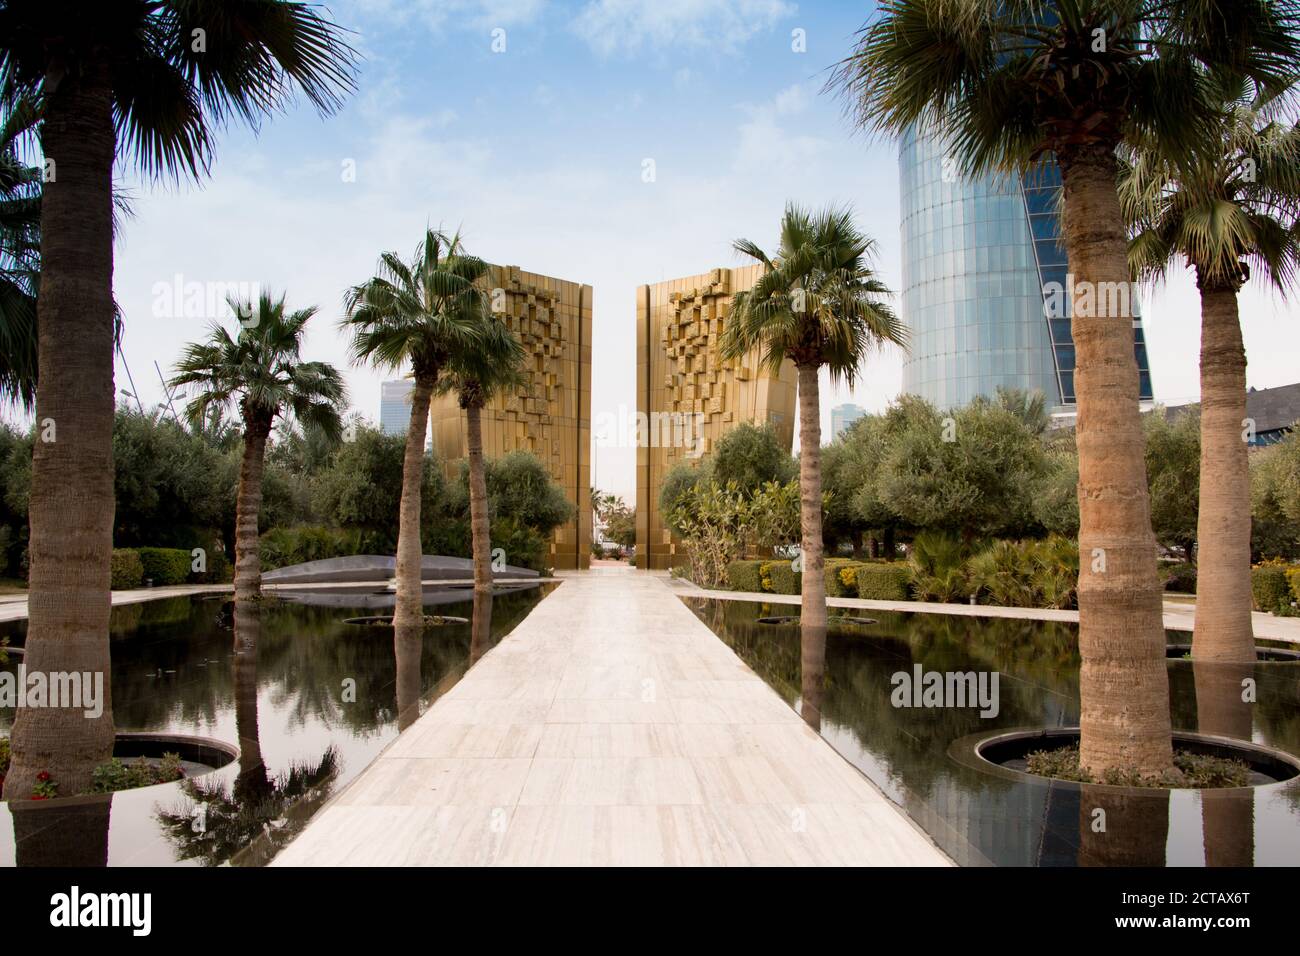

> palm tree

[
  {"left": 0, "top": 0, "right": 355, "bottom": 799},
  {"left": 434, "top": 304, "right": 525, "bottom": 593},
  {"left": 1120, "top": 76, "right": 1300, "bottom": 662},
  {"left": 721, "top": 203, "right": 905, "bottom": 730},
  {"left": 833, "top": 0, "right": 1300, "bottom": 778},
  {"left": 0, "top": 95, "right": 39, "bottom": 410},
  {"left": 342, "top": 229, "right": 487, "bottom": 626},
  {"left": 171, "top": 293, "right": 347, "bottom": 601}
]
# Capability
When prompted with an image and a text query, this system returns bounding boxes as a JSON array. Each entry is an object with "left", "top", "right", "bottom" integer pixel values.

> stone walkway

[
  {"left": 667, "top": 579, "right": 1300, "bottom": 645},
  {"left": 272, "top": 569, "right": 950, "bottom": 866}
]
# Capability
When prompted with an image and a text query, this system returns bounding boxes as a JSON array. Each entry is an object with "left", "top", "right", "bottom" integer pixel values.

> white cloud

[
  {"left": 572, "top": 0, "right": 796, "bottom": 57},
  {"left": 733, "top": 82, "right": 828, "bottom": 173},
  {"left": 354, "top": 0, "right": 548, "bottom": 32}
]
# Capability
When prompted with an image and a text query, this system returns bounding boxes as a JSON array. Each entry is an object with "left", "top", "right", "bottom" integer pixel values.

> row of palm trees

[
  {"left": 803, "top": 0, "right": 1300, "bottom": 779},
  {"left": 0, "top": 0, "right": 363, "bottom": 798}
]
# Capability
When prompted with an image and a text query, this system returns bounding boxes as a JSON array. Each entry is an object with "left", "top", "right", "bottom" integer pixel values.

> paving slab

[{"left": 272, "top": 569, "right": 950, "bottom": 867}]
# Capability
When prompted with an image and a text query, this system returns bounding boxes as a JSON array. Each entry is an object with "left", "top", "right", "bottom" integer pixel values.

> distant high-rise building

[
  {"left": 831, "top": 403, "right": 866, "bottom": 441},
  {"left": 379, "top": 380, "right": 414, "bottom": 437},
  {"left": 899, "top": 125, "right": 1153, "bottom": 413}
]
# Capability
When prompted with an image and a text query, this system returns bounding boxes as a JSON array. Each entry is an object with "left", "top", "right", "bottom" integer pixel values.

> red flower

[{"left": 35, "top": 771, "right": 50, "bottom": 782}]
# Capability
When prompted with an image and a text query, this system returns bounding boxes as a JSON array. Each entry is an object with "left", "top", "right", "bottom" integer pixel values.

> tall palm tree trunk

[
  {"left": 465, "top": 398, "right": 493, "bottom": 593},
  {"left": 1192, "top": 280, "right": 1254, "bottom": 661},
  {"left": 3, "top": 59, "right": 117, "bottom": 798},
  {"left": 233, "top": 423, "right": 270, "bottom": 603},
  {"left": 394, "top": 377, "right": 434, "bottom": 628},
  {"left": 1060, "top": 146, "right": 1174, "bottom": 778},
  {"left": 394, "top": 623, "right": 423, "bottom": 731},
  {"left": 796, "top": 363, "right": 827, "bottom": 731}
]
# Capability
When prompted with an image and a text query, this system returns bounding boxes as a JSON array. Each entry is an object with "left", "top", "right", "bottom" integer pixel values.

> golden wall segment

[
  {"left": 635, "top": 265, "right": 797, "bottom": 570},
  {"left": 430, "top": 264, "right": 592, "bottom": 571}
]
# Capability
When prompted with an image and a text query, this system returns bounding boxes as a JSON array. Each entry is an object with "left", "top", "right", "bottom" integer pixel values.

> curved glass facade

[{"left": 899, "top": 126, "right": 1153, "bottom": 411}]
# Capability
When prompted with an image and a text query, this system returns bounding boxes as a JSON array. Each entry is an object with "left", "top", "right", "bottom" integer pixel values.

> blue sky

[{"left": 22, "top": 0, "right": 1300, "bottom": 503}]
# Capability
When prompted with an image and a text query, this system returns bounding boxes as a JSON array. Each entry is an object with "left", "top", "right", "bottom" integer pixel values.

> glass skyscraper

[
  {"left": 379, "top": 379, "right": 414, "bottom": 437},
  {"left": 899, "top": 126, "right": 1153, "bottom": 412}
]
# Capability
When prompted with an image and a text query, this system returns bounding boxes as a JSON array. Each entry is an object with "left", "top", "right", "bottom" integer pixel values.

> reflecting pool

[
  {"left": 0, "top": 585, "right": 550, "bottom": 866},
  {"left": 684, "top": 598, "right": 1300, "bottom": 867}
]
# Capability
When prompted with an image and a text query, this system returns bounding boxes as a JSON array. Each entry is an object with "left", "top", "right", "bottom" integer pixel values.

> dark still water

[
  {"left": 0, "top": 585, "right": 550, "bottom": 866},
  {"left": 684, "top": 598, "right": 1300, "bottom": 867}
]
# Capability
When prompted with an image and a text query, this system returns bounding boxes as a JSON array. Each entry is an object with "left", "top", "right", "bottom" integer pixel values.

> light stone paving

[
  {"left": 667, "top": 578, "right": 1300, "bottom": 645},
  {"left": 271, "top": 568, "right": 951, "bottom": 867}
]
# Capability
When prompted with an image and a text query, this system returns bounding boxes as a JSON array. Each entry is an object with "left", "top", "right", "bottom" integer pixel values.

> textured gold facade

[
  {"left": 635, "top": 266, "right": 797, "bottom": 570},
  {"left": 430, "top": 265, "right": 592, "bottom": 571}
]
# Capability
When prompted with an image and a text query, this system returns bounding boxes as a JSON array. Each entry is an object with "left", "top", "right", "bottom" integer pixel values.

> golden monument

[
  {"left": 635, "top": 265, "right": 797, "bottom": 570},
  {"left": 429, "top": 264, "right": 593, "bottom": 571}
]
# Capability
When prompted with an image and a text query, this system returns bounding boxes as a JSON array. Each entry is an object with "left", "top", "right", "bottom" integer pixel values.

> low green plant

[
  {"left": 1025, "top": 744, "right": 1249, "bottom": 788},
  {"left": 725, "top": 559, "right": 766, "bottom": 593},
  {"left": 136, "top": 547, "right": 191, "bottom": 586},
  {"left": 31, "top": 770, "right": 57, "bottom": 799},
  {"left": 1162, "top": 562, "right": 1198, "bottom": 594},
  {"left": 1252, "top": 564, "right": 1294, "bottom": 614},
  {"left": 855, "top": 563, "right": 911, "bottom": 600},
  {"left": 825, "top": 558, "right": 864, "bottom": 597},
  {"left": 765, "top": 559, "right": 801, "bottom": 595},
  {"left": 907, "top": 532, "right": 973, "bottom": 602},
  {"left": 1287, "top": 567, "right": 1300, "bottom": 605},
  {"left": 110, "top": 548, "right": 144, "bottom": 590},
  {"left": 89, "top": 753, "right": 184, "bottom": 794}
]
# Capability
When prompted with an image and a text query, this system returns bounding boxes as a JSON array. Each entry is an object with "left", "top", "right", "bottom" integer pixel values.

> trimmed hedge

[
  {"left": 1252, "top": 565, "right": 1292, "bottom": 614},
  {"left": 764, "top": 560, "right": 801, "bottom": 595},
  {"left": 1288, "top": 568, "right": 1300, "bottom": 604},
  {"left": 856, "top": 563, "right": 911, "bottom": 601},
  {"left": 110, "top": 549, "right": 144, "bottom": 590},
  {"left": 137, "top": 547, "right": 192, "bottom": 586},
  {"left": 825, "top": 558, "right": 861, "bottom": 597},
  {"left": 726, "top": 559, "right": 766, "bottom": 593}
]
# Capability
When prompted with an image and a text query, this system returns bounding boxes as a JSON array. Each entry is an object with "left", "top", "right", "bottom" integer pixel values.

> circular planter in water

[
  {"left": 1165, "top": 643, "right": 1300, "bottom": 663},
  {"left": 342, "top": 614, "right": 469, "bottom": 628},
  {"left": 0, "top": 732, "right": 237, "bottom": 805},
  {"left": 951, "top": 726, "right": 1300, "bottom": 791},
  {"left": 755, "top": 615, "right": 879, "bottom": 628}
]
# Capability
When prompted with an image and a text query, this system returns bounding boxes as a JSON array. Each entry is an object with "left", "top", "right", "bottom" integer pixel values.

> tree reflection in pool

[
  {"left": 0, "top": 584, "right": 551, "bottom": 866},
  {"left": 684, "top": 598, "right": 1300, "bottom": 867}
]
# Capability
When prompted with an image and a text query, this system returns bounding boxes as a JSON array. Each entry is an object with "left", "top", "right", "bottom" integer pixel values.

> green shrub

[
  {"left": 1253, "top": 564, "right": 1294, "bottom": 614},
  {"left": 765, "top": 559, "right": 801, "bottom": 595},
  {"left": 825, "top": 558, "right": 865, "bottom": 597},
  {"left": 1287, "top": 567, "right": 1300, "bottom": 604},
  {"left": 1162, "top": 562, "right": 1197, "bottom": 594},
  {"left": 136, "top": 547, "right": 190, "bottom": 586},
  {"left": 110, "top": 548, "right": 143, "bottom": 590},
  {"left": 258, "top": 525, "right": 362, "bottom": 570},
  {"left": 908, "top": 531, "right": 974, "bottom": 602},
  {"left": 856, "top": 563, "right": 911, "bottom": 601},
  {"left": 726, "top": 559, "right": 766, "bottom": 593},
  {"left": 193, "top": 550, "right": 233, "bottom": 584},
  {"left": 89, "top": 753, "right": 184, "bottom": 793}
]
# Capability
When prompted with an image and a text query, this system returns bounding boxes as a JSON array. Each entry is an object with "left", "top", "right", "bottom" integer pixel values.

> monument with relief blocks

[
  {"left": 429, "top": 264, "right": 593, "bottom": 571},
  {"left": 635, "top": 265, "right": 797, "bottom": 570}
]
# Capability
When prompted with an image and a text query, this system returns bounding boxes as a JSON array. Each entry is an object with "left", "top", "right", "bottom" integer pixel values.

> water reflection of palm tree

[
  {"left": 469, "top": 590, "right": 494, "bottom": 667},
  {"left": 394, "top": 623, "right": 423, "bottom": 732},
  {"left": 156, "top": 599, "right": 340, "bottom": 866},
  {"left": 1077, "top": 786, "right": 1169, "bottom": 867},
  {"left": 1193, "top": 659, "right": 1255, "bottom": 867},
  {"left": 11, "top": 794, "right": 112, "bottom": 867}
]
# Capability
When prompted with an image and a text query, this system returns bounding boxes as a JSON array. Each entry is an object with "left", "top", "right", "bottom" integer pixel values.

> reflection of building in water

[
  {"left": 634, "top": 266, "right": 797, "bottom": 570},
  {"left": 428, "top": 264, "right": 593, "bottom": 571}
]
